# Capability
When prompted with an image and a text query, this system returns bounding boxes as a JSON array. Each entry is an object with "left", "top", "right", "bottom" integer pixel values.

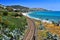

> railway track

[{"left": 23, "top": 18, "right": 35, "bottom": 40}]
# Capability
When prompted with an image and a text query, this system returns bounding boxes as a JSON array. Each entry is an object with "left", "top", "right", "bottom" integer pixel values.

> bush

[
  {"left": 0, "top": 16, "right": 2, "bottom": 23},
  {"left": 4, "top": 20, "right": 9, "bottom": 26},
  {"left": 3, "top": 11, "right": 8, "bottom": 16},
  {"left": 6, "top": 7, "right": 13, "bottom": 12},
  {"left": 0, "top": 12, "right": 3, "bottom": 16}
]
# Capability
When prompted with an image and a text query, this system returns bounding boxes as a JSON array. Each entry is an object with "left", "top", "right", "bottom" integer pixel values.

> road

[{"left": 23, "top": 17, "right": 35, "bottom": 40}]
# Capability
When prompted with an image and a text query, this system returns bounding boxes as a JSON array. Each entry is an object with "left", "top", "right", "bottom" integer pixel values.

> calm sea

[{"left": 28, "top": 11, "right": 60, "bottom": 23}]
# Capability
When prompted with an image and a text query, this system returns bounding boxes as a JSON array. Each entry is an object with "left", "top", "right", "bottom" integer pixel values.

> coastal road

[{"left": 23, "top": 17, "right": 35, "bottom": 40}]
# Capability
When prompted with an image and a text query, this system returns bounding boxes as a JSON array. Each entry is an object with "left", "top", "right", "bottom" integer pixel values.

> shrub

[
  {"left": 6, "top": 7, "right": 13, "bottom": 12},
  {"left": 4, "top": 20, "right": 9, "bottom": 25},
  {"left": 0, "top": 12, "right": 3, "bottom": 16},
  {"left": 0, "top": 16, "right": 2, "bottom": 23},
  {"left": 3, "top": 11, "right": 8, "bottom": 16}
]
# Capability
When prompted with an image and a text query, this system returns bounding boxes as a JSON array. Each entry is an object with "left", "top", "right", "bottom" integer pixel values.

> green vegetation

[
  {"left": 6, "top": 7, "right": 13, "bottom": 12},
  {"left": 3, "top": 11, "right": 8, "bottom": 16},
  {"left": 0, "top": 12, "right": 27, "bottom": 40},
  {"left": 0, "top": 4, "right": 27, "bottom": 40},
  {"left": 0, "top": 4, "right": 49, "bottom": 40}
]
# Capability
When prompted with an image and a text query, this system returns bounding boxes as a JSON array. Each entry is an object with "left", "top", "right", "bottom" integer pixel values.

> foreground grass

[{"left": 0, "top": 13, "right": 27, "bottom": 40}]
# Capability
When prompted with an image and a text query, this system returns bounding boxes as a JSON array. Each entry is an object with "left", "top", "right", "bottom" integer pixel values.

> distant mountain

[
  {"left": 6, "top": 5, "right": 29, "bottom": 9},
  {"left": 6, "top": 5, "right": 48, "bottom": 11},
  {"left": 29, "top": 8, "right": 48, "bottom": 11},
  {"left": 0, "top": 4, "right": 4, "bottom": 7},
  {"left": 6, "top": 5, "right": 30, "bottom": 12},
  {"left": 0, "top": 4, "right": 50, "bottom": 12}
]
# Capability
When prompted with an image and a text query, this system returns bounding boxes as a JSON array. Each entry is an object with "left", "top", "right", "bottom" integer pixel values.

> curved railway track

[{"left": 23, "top": 17, "right": 35, "bottom": 40}]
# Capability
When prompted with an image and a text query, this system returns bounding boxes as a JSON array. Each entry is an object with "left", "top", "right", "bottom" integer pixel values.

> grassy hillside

[{"left": 0, "top": 12, "right": 27, "bottom": 40}]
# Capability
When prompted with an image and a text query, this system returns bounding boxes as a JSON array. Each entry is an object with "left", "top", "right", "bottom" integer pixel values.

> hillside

[
  {"left": 29, "top": 8, "right": 48, "bottom": 11},
  {"left": 0, "top": 4, "right": 49, "bottom": 12},
  {"left": 6, "top": 5, "right": 29, "bottom": 9},
  {"left": 6, "top": 5, "right": 48, "bottom": 12}
]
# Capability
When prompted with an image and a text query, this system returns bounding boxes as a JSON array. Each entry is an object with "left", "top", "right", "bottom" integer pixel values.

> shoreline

[{"left": 22, "top": 13, "right": 52, "bottom": 24}]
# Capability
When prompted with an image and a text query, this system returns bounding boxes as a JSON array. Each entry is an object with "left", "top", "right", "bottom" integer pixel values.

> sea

[{"left": 28, "top": 11, "right": 60, "bottom": 23}]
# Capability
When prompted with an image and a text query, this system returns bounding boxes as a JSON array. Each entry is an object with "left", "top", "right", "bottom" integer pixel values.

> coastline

[
  {"left": 22, "top": 13, "right": 52, "bottom": 24},
  {"left": 22, "top": 12, "right": 60, "bottom": 40}
]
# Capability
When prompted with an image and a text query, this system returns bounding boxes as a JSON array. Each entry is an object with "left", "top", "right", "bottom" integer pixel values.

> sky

[{"left": 0, "top": 0, "right": 60, "bottom": 11}]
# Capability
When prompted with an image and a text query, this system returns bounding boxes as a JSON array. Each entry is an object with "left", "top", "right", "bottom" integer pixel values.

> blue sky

[{"left": 0, "top": 0, "right": 60, "bottom": 11}]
